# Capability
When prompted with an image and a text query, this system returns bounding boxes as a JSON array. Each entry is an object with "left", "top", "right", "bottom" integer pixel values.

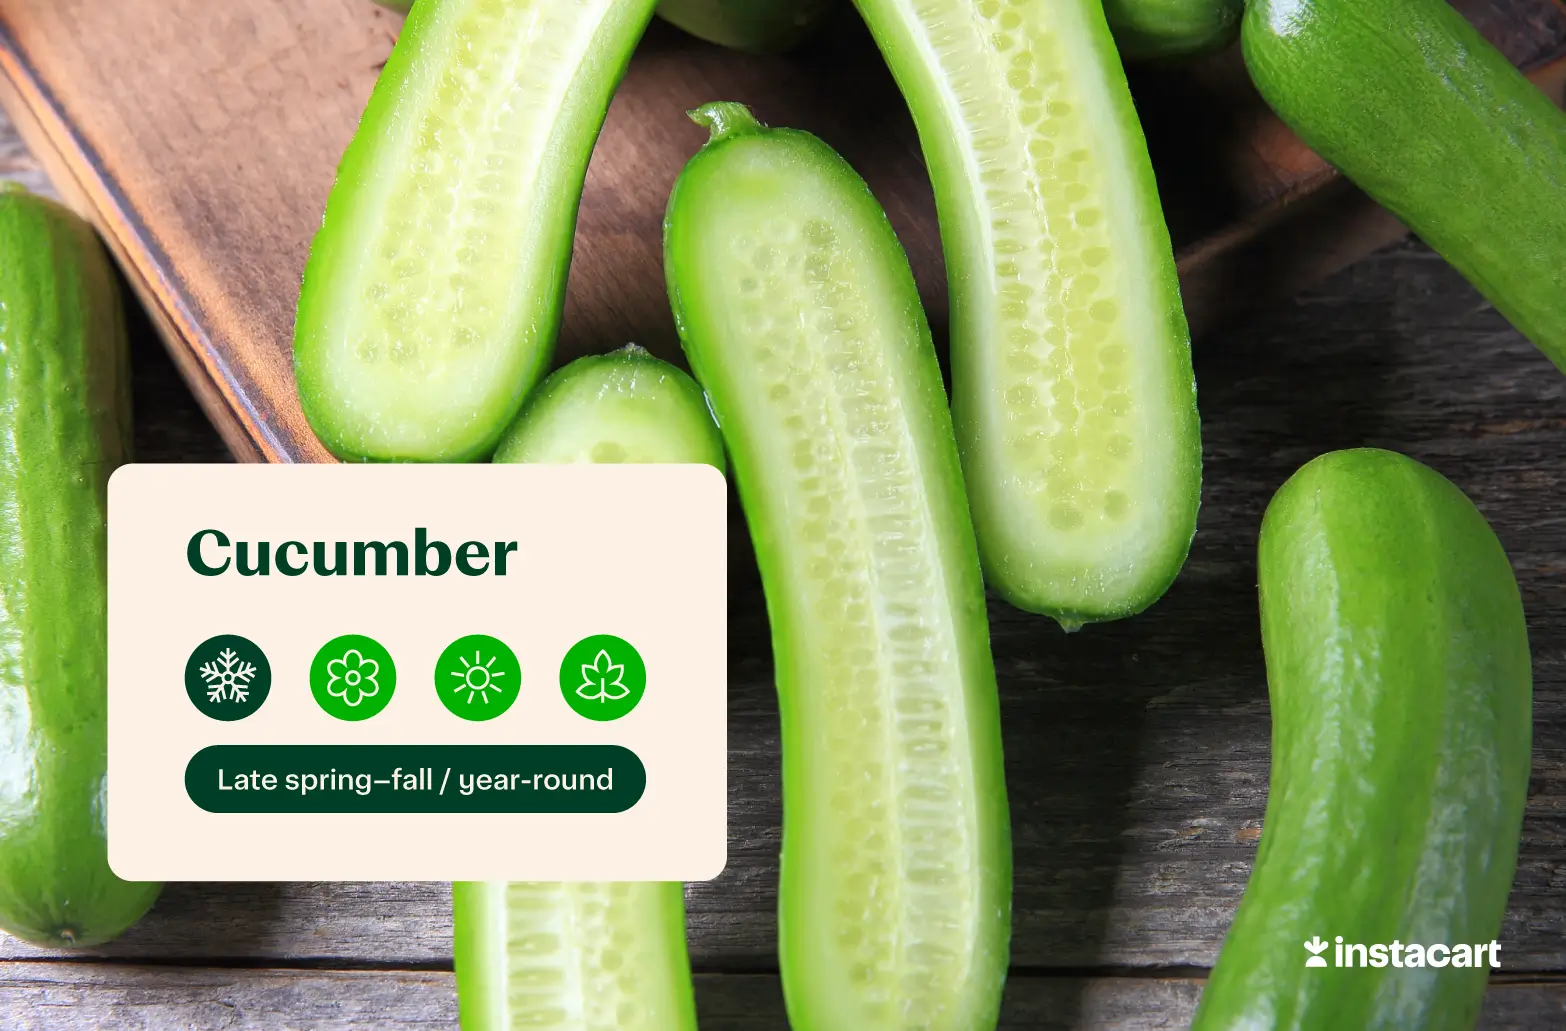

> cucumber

[
  {"left": 665, "top": 103, "right": 1010, "bottom": 1031},
  {"left": 492, "top": 344, "right": 723, "bottom": 468},
  {"left": 1102, "top": 0, "right": 1241, "bottom": 60},
  {"left": 372, "top": 0, "right": 411, "bottom": 12},
  {"left": 294, "top": 0, "right": 659, "bottom": 462},
  {"left": 461, "top": 345, "right": 710, "bottom": 1030},
  {"left": 657, "top": 0, "right": 834, "bottom": 53},
  {"left": 1193, "top": 449, "right": 1532, "bottom": 1031},
  {"left": 1243, "top": 0, "right": 1566, "bottom": 374},
  {"left": 0, "top": 184, "right": 162, "bottom": 947},
  {"left": 850, "top": 0, "right": 1201, "bottom": 627},
  {"left": 453, "top": 881, "right": 697, "bottom": 1031}
]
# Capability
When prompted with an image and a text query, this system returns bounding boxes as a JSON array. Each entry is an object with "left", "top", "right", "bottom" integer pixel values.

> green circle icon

[
  {"left": 310, "top": 635, "right": 396, "bottom": 721},
  {"left": 435, "top": 635, "right": 522, "bottom": 721},
  {"left": 186, "top": 634, "right": 271, "bottom": 721},
  {"left": 559, "top": 634, "right": 646, "bottom": 722}
]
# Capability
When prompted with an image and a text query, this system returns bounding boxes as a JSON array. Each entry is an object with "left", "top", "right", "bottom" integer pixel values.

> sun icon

[{"left": 450, "top": 650, "right": 506, "bottom": 705}]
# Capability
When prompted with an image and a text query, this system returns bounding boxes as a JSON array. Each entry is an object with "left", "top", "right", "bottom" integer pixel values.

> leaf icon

[{"left": 577, "top": 648, "right": 629, "bottom": 703}]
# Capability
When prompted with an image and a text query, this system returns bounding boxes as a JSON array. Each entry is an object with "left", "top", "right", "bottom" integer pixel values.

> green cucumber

[
  {"left": 657, "top": 0, "right": 834, "bottom": 53},
  {"left": 851, "top": 0, "right": 1201, "bottom": 627},
  {"left": 1102, "top": 0, "right": 1241, "bottom": 60},
  {"left": 462, "top": 345, "right": 711, "bottom": 1030},
  {"left": 295, "top": 0, "right": 658, "bottom": 462},
  {"left": 1243, "top": 0, "right": 1566, "bottom": 373},
  {"left": 372, "top": 0, "right": 411, "bottom": 12},
  {"left": 1193, "top": 449, "right": 1532, "bottom": 1031},
  {"left": 0, "top": 184, "right": 162, "bottom": 947},
  {"left": 453, "top": 881, "right": 697, "bottom": 1031},
  {"left": 493, "top": 344, "right": 723, "bottom": 468},
  {"left": 665, "top": 103, "right": 1010, "bottom": 1031}
]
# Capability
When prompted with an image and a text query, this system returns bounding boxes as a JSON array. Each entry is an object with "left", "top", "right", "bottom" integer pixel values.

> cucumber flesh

[
  {"left": 1243, "top": 0, "right": 1566, "bottom": 375},
  {"left": 1193, "top": 449, "right": 1532, "bottom": 1030},
  {"left": 1102, "top": 0, "right": 1241, "bottom": 60},
  {"left": 665, "top": 103, "right": 1010, "bottom": 1031},
  {"left": 657, "top": 0, "right": 835, "bottom": 53},
  {"left": 453, "top": 881, "right": 697, "bottom": 1031},
  {"left": 851, "top": 0, "right": 1201, "bottom": 626},
  {"left": 295, "top": 0, "right": 658, "bottom": 461},
  {"left": 492, "top": 344, "right": 724, "bottom": 468}
]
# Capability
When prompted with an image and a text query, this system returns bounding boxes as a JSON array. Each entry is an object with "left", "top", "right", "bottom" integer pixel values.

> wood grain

[
  {"left": 2, "top": 964, "right": 1564, "bottom": 1030},
  {"left": 0, "top": 0, "right": 1561, "bottom": 464}
]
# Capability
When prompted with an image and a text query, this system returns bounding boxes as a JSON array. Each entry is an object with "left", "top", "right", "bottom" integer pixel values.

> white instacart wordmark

[{"left": 1303, "top": 936, "right": 1501, "bottom": 970}]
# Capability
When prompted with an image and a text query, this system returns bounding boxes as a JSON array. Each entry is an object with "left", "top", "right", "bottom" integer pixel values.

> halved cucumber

[
  {"left": 493, "top": 344, "right": 723, "bottom": 468},
  {"left": 295, "top": 0, "right": 658, "bottom": 461},
  {"left": 851, "top": 0, "right": 1202, "bottom": 626},
  {"left": 461, "top": 350, "right": 711, "bottom": 1030},
  {"left": 453, "top": 881, "right": 697, "bottom": 1031},
  {"left": 665, "top": 103, "right": 1010, "bottom": 1031}
]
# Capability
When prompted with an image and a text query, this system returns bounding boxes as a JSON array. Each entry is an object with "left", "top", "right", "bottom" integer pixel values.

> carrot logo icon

[{"left": 1304, "top": 937, "right": 1329, "bottom": 967}]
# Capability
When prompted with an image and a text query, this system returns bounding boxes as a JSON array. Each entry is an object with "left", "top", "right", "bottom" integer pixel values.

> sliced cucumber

[
  {"left": 851, "top": 0, "right": 1202, "bottom": 626},
  {"left": 295, "top": 0, "right": 658, "bottom": 461},
  {"left": 665, "top": 102, "right": 1010, "bottom": 1031},
  {"left": 493, "top": 344, "right": 723, "bottom": 468},
  {"left": 463, "top": 353, "right": 710, "bottom": 1030},
  {"left": 453, "top": 881, "right": 697, "bottom": 1031}
]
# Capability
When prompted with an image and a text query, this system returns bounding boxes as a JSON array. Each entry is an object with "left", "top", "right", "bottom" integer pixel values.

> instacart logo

[{"left": 1304, "top": 935, "right": 1502, "bottom": 969}]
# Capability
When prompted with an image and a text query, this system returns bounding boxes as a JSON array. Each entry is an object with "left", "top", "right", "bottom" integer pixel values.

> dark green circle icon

[
  {"left": 310, "top": 635, "right": 396, "bottom": 721},
  {"left": 186, "top": 634, "right": 271, "bottom": 721},
  {"left": 435, "top": 635, "right": 522, "bottom": 721},
  {"left": 559, "top": 635, "right": 646, "bottom": 722}
]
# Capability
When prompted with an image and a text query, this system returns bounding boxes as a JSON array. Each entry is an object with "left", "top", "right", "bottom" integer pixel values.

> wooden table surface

[{"left": 4, "top": 56, "right": 1566, "bottom": 1031}]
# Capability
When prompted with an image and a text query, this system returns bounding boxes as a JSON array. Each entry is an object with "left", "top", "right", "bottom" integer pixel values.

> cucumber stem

[{"left": 688, "top": 101, "right": 765, "bottom": 143}]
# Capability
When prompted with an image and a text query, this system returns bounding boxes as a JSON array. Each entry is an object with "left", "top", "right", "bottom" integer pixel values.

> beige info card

[{"left": 107, "top": 464, "right": 727, "bottom": 882}]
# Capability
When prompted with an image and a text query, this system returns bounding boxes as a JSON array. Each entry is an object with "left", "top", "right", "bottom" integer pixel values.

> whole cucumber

[
  {"left": 296, "top": 0, "right": 659, "bottom": 461},
  {"left": 1103, "top": 0, "right": 1241, "bottom": 60},
  {"left": 0, "top": 184, "right": 162, "bottom": 947},
  {"left": 657, "top": 0, "right": 834, "bottom": 53},
  {"left": 665, "top": 103, "right": 1010, "bottom": 1031},
  {"left": 1243, "top": 0, "right": 1566, "bottom": 373},
  {"left": 1193, "top": 449, "right": 1532, "bottom": 1030},
  {"left": 851, "top": 0, "right": 1202, "bottom": 627}
]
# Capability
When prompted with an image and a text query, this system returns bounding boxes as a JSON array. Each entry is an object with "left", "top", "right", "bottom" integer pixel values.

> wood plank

[
  {"left": 2, "top": 964, "right": 1563, "bottom": 1030},
  {"left": 0, "top": 0, "right": 1562, "bottom": 464}
]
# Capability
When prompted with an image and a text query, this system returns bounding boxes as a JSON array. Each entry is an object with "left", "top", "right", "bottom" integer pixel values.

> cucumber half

[
  {"left": 493, "top": 344, "right": 724, "bottom": 468},
  {"left": 665, "top": 103, "right": 1011, "bottom": 1031},
  {"left": 852, "top": 0, "right": 1202, "bottom": 626},
  {"left": 295, "top": 0, "right": 658, "bottom": 461},
  {"left": 453, "top": 881, "right": 697, "bottom": 1031}
]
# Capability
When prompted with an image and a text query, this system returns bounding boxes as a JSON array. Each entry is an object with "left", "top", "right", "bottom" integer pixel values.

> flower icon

[
  {"left": 326, "top": 648, "right": 381, "bottom": 708},
  {"left": 577, "top": 649, "right": 629, "bottom": 704}
]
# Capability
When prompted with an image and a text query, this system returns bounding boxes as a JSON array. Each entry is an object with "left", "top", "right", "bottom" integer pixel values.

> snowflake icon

[
  {"left": 199, "top": 648, "right": 259, "bottom": 704},
  {"left": 576, "top": 649, "right": 629, "bottom": 704}
]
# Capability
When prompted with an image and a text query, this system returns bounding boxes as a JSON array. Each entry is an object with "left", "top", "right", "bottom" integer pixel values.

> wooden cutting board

[{"left": 1, "top": 0, "right": 1563, "bottom": 463}]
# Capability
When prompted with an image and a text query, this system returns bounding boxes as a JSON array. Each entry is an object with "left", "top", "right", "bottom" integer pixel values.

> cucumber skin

[
  {"left": 295, "top": 0, "right": 658, "bottom": 463},
  {"left": 492, "top": 345, "right": 725, "bottom": 469},
  {"left": 1244, "top": 0, "right": 1566, "bottom": 373},
  {"left": 665, "top": 111, "right": 1010, "bottom": 1031},
  {"left": 1103, "top": 0, "right": 1241, "bottom": 60},
  {"left": 850, "top": 0, "right": 1201, "bottom": 625},
  {"left": 657, "top": 0, "right": 834, "bottom": 53},
  {"left": 0, "top": 188, "right": 162, "bottom": 948},
  {"left": 1193, "top": 449, "right": 1531, "bottom": 1031}
]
